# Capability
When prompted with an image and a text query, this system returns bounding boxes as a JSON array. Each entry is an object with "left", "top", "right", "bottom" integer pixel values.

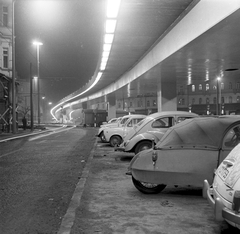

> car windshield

[{"left": 120, "top": 117, "right": 130, "bottom": 125}]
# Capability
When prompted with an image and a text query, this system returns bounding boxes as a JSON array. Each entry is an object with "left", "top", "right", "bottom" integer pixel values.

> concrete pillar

[
  {"left": 157, "top": 80, "right": 177, "bottom": 112},
  {"left": 106, "top": 94, "right": 116, "bottom": 120}
]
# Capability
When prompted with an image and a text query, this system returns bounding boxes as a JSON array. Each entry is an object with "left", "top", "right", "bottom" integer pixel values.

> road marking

[
  {"left": 28, "top": 126, "right": 75, "bottom": 141},
  {"left": 0, "top": 149, "right": 22, "bottom": 158}
]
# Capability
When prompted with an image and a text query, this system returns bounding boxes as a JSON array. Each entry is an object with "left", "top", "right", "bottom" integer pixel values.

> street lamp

[
  {"left": 216, "top": 77, "right": 221, "bottom": 115},
  {"left": 33, "top": 41, "right": 43, "bottom": 125}
]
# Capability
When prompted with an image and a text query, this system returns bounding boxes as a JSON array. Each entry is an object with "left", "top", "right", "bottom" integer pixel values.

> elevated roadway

[{"left": 51, "top": 0, "right": 240, "bottom": 121}]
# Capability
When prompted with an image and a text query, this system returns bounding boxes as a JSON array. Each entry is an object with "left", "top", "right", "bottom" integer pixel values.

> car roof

[
  {"left": 147, "top": 111, "right": 198, "bottom": 119},
  {"left": 157, "top": 116, "right": 240, "bottom": 149}
]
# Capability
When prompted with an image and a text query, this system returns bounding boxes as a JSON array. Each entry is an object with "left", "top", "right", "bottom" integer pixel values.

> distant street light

[
  {"left": 216, "top": 77, "right": 221, "bottom": 115},
  {"left": 33, "top": 41, "right": 43, "bottom": 125}
]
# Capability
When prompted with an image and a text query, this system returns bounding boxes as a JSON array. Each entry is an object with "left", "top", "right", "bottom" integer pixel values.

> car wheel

[
  {"left": 132, "top": 176, "right": 166, "bottom": 194},
  {"left": 99, "top": 132, "right": 105, "bottom": 142},
  {"left": 110, "top": 135, "right": 122, "bottom": 147},
  {"left": 135, "top": 141, "right": 152, "bottom": 154}
]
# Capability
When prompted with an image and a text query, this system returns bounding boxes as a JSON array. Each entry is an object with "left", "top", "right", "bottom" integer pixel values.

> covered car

[
  {"left": 127, "top": 116, "right": 240, "bottom": 194},
  {"left": 116, "top": 111, "right": 198, "bottom": 154},
  {"left": 103, "top": 114, "right": 146, "bottom": 147},
  {"left": 203, "top": 135, "right": 240, "bottom": 229}
]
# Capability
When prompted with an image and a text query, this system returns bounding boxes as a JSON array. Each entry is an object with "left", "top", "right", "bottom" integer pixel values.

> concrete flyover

[{"left": 51, "top": 0, "right": 240, "bottom": 122}]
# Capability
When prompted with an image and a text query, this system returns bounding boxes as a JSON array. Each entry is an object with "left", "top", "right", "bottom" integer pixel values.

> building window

[
  {"left": 206, "top": 84, "right": 209, "bottom": 91},
  {"left": 206, "top": 98, "right": 210, "bottom": 104},
  {"left": 199, "top": 84, "right": 202, "bottom": 90},
  {"left": 229, "top": 96, "right": 232, "bottom": 103},
  {"left": 147, "top": 100, "right": 150, "bottom": 107},
  {"left": 3, "top": 6, "right": 8, "bottom": 27},
  {"left": 199, "top": 98, "right": 202, "bottom": 104},
  {"left": 221, "top": 96, "right": 224, "bottom": 104},
  {"left": 118, "top": 102, "right": 121, "bottom": 108},
  {"left": 191, "top": 85, "right": 195, "bottom": 92},
  {"left": 3, "top": 48, "right": 8, "bottom": 68},
  {"left": 153, "top": 100, "right": 156, "bottom": 106},
  {"left": 221, "top": 82, "right": 224, "bottom": 90},
  {"left": 229, "top": 82, "right": 232, "bottom": 90},
  {"left": 237, "top": 96, "right": 240, "bottom": 103},
  {"left": 129, "top": 101, "right": 132, "bottom": 107},
  {"left": 192, "top": 98, "right": 195, "bottom": 104},
  {"left": 237, "top": 83, "right": 240, "bottom": 90},
  {"left": 213, "top": 97, "right": 217, "bottom": 104}
]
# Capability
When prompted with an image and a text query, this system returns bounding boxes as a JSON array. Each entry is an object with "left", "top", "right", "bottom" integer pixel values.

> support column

[
  {"left": 106, "top": 94, "right": 116, "bottom": 120},
  {"left": 157, "top": 80, "right": 177, "bottom": 112}
]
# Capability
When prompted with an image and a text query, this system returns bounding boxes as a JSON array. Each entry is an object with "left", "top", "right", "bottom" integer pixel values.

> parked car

[
  {"left": 101, "top": 118, "right": 118, "bottom": 125},
  {"left": 126, "top": 116, "right": 240, "bottom": 194},
  {"left": 103, "top": 114, "right": 146, "bottom": 147},
  {"left": 116, "top": 111, "right": 198, "bottom": 154},
  {"left": 97, "top": 116, "right": 124, "bottom": 142},
  {"left": 203, "top": 136, "right": 240, "bottom": 229}
]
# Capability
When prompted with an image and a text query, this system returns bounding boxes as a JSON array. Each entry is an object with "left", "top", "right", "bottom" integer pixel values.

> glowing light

[
  {"left": 50, "top": 72, "right": 103, "bottom": 120},
  {"left": 103, "top": 44, "right": 112, "bottom": 51},
  {"left": 107, "top": 0, "right": 121, "bottom": 18},
  {"left": 104, "top": 34, "right": 114, "bottom": 44},
  {"left": 106, "top": 20, "right": 116, "bottom": 33}
]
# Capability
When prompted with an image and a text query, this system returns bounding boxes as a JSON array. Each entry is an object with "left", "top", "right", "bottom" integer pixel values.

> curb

[{"left": 57, "top": 138, "right": 98, "bottom": 234}]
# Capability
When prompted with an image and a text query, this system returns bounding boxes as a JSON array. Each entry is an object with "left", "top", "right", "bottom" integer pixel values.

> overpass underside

[{"left": 55, "top": 0, "right": 240, "bottom": 122}]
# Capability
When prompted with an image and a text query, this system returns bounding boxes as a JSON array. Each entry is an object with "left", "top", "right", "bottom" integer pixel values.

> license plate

[{"left": 218, "top": 165, "right": 229, "bottom": 181}]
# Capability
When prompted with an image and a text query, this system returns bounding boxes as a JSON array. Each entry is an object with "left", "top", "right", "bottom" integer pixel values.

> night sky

[{"left": 15, "top": 0, "right": 105, "bottom": 103}]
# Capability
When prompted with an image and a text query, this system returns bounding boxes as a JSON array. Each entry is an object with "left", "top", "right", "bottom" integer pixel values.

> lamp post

[
  {"left": 216, "top": 77, "right": 221, "bottom": 115},
  {"left": 12, "top": 0, "right": 16, "bottom": 133},
  {"left": 33, "top": 41, "right": 43, "bottom": 125}
]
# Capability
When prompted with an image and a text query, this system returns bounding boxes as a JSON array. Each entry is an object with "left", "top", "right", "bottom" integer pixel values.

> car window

[
  {"left": 152, "top": 117, "right": 173, "bottom": 128},
  {"left": 223, "top": 124, "right": 240, "bottom": 148},
  {"left": 127, "top": 118, "right": 144, "bottom": 127},
  {"left": 176, "top": 116, "right": 193, "bottom": 124},
  {"left": 120, "top": 117, "right": 129, "bottom": 125}
]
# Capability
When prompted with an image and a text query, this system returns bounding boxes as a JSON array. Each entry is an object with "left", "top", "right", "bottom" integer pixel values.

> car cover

[{"left": 156, "top": 116, "right": 240, "bottom": 150}]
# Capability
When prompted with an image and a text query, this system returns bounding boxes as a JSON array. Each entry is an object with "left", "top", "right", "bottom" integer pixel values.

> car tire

[
  {"left": 135, "top": 141, "right": 152, "bottom": 154},
  {"left": 110, "top": 135, "right": 122, "bottom": 147},
  {"left": 132, "top": 176, "right": 166, "bottom": 194},
  {"left": 99, "top": 132, "right": 105, "bottom": 142}
]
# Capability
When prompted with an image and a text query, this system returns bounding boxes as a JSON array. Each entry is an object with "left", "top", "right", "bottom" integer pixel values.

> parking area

[{"left": 70, "top": 140, "right": 238, "bottom": 234}]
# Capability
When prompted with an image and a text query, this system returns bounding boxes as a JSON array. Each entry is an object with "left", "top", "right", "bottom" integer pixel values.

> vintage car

[
  {"left": 203, "top": 137, "right": 240, "bottom": 229},
  {"left": 126, "top": 116, "right": 240, "bottom": 194},
  {"left": 97, "top": 116, "right": 126, "bottom": 142},
  {"left": 116, "top": 111, "right": 198, "bottom": 154},
  {"left": 101, "top": 118, "right": 118, "bottom": 125},
  {"left": 103, "top": 114, "right": 146, "bottom": 147}
]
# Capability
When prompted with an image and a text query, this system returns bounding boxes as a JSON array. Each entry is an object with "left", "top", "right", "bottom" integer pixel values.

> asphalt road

[{"left": 0, "top": 126, "right": 97, "bottom": 234}]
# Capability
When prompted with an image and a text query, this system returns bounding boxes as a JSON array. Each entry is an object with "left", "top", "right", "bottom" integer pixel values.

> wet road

[{"left": 0, "top": 127, "right": 97, "bottom": 234}]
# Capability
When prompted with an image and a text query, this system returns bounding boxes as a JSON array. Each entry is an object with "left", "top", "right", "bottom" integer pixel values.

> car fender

[
  {"left": 104, "top": 128, "right": 124, "bottom": 142},
  {"left": 125, "top": 131, "right": 165, "bottom": 152}
]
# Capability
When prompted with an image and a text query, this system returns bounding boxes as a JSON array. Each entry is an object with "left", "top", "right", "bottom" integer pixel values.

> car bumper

[
  {"left": 203, "top": 180, "right": 224, "bottom": 221},
  {"left": 203, "top": 180, "right": 240, "bottom": 226}
]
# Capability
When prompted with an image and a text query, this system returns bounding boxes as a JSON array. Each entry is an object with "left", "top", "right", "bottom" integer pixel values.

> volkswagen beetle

[
  {"left": 127, "top": 116, "right": 240, "bottom": 194},
  {"left": 116, "top": 111, "right": 198, "bottom": 154},
  {"left": 103, "top": 114, "right": 146, "bottom": 147}
]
